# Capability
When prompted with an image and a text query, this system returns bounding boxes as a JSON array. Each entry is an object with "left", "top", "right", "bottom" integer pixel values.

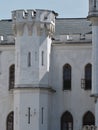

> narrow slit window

[
  {"left": 17, "top": 52, "right": 19, "bottom": 67},
  {"left": 9, "top": 64, "right": 15, "bottom": 90},
  {"left": 63, "top": 64, "right": 71, "bottom": 90},
  {"left": 94, "top": 0, "right": 96, "bottom": 8},
  {"left": 35, "top": 52, "right": 37, "bottom": 61},
  {"left": 28, "top": 52, "right": 31, "bottom": 67},
  {"left": 41, "top": 107, "right": 44, "bottom": 124},
  {"left": 41, "top": 51, "right": 44, "bottom": 66}
]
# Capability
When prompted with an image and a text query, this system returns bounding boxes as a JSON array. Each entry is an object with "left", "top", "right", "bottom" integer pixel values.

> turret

[
  {"left": 12, "top": 9, "right": 57, "bottom": 130},
  {"left": 12, "top": 9, "right": 57, "bottom": 88},
  {"left": 88, "top": 0, "right": 98, "bottom": 127},
  {"left": 88, "top": 0, "right": 98, "bottom": 96}
]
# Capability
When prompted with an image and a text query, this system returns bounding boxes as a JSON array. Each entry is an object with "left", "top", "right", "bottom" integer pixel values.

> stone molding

[
  {"left": 13, "top": 21, "right": 55, "bottom": 36},
  {"left": 13, "top": 86, "right": 56, "bottom": 93}
]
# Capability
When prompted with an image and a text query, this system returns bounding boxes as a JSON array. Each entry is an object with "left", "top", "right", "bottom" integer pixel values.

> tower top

[
  {"left": 12, "top": 9, "right": 57, "bottom": 23},
  {"left": 88, "top": 0, "right": 98, "bottom": 18},
  {"left": 12, "top": 9, "right": 58, "bottom": 36}
]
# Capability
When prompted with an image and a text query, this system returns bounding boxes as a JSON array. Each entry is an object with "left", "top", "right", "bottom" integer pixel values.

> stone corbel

[
  {"left": 36, "top": 24, "right": 42, "bottom": 36},
  {"left": 16, "top": 23, "right": 25, "bottom": 36},
  {"left": 36, "top": 23, "right": 45, "bottom": 36},
  {"left": 40, "top": 23, "right": 45, "bottom": 30},
  {"left": 27, "top": 22, "right": 34, "bottom": 36},
  {"left": 46, "top": 23, "right": 51, "bottom": 31},
  {"left": 12, "top": 23, "right": 17, "bottom": 36},
  {"left": 45, "top": 23, "right": 55, "bottom": 36}
]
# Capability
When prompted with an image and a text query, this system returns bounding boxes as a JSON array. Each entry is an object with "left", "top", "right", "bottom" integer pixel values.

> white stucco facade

[{"left": 0, "top": 1, "right": 98, "bottom": 130}]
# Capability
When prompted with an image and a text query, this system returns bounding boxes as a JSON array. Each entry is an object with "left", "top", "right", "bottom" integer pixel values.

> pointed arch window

[
  {"left": 63, "top": 64, "right": 71, "bottom": 90},
  {"left": 9, "top": 64, "right": 15, "bottom": 90},
  {"left": 61, "top": 111, "right": 73, "bottom": 130},
  {"left": 85, "top": 63, "right": 92, "bottom": 90},
  {"left": 6, "top": 111, "right": 14, "bottom": 130},
  {"left": 83, "top": 111, "right": 95, "bottom": 126}
]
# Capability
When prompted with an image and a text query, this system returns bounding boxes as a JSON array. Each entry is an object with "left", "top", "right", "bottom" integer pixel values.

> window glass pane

[
  {"left": 41, "top": 51, "right": 44, "bottom": 66},
  {"left": 83, "top": 111, "right": 95, "bottom": 126},
  {"left": 7, "top": 112, "right": 14, "bottom": 130},
  {"left": 28, "top": 52, "right": 31, "bottom": 67},
  {"left": 63, "top": 64, "right": 71, "bottom": 90},
  {"left": 9, "top": 65, "right": 15, "bottom": 89},
  {"left": 85, "top": 64, "right": 92, "bottom": 90},
  {"left": 61, "top": 111, "right": 73, "bottom": 130}
]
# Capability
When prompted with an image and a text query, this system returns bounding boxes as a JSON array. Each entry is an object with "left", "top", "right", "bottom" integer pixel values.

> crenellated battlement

[
  {"left": 12, "top": 9, "right": 57, "bottom": 36},
  {"left": 12, "top": 9, "right": 35, "bottom": 22},
  {"left": 12, "top": 9, "right": 57, "bottom": 24}
]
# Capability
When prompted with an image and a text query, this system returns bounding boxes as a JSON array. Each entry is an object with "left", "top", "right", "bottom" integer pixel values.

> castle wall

[
  {"left": 50, "top": 43, "right": 94, "bottom": 130},
  {"left": 0, "top": 6, "right": 95, "bottom": 130},
  {"left": 0, "top": 45, "right": 14, "bottom": 130},
  {"left": 0, "top": 37, "right": 95, "bottom": 130}
]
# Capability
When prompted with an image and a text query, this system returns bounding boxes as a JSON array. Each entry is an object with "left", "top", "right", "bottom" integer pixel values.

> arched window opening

[
  {"left": 6, "top": 111, "right": 14, "bottom": 130},
  {"left": 63, "top": 64, "right": 71, "bottom": 90},
  {"left": 83, "top": 111, "right": 95, "bottom": 126},
  {"left": 61, "top": 111, "right": 73, "bottom": 130},
  {"left": 85, "top": 63, "right": 92, "bottom": 90},
  {"left": 9, "top": 64, "right": 15, "bottom": 90}
]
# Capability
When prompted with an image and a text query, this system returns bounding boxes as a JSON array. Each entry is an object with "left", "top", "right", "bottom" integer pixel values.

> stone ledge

[{"left": 13, "top": 86, "right": 56, "bottom": 93}]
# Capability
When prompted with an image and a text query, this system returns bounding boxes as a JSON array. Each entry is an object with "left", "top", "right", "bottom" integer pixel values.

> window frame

[
  {"left": 61, "top": 111, "right": 73, "bottom": 130},
  {"left": 9, "top": 64, "right": 15, "bottom": 90},
  {"left": 63, "top": 64, "right": 71, "bottom": 90},
  {"left": 83, "top": 111, "right": 95, "bottom": 126},
  {"left": 84, "top": 63, "right": 92, "bottom": 90},
  {"left": 6, "top": 111, "right": 14, "bottom": 130}
]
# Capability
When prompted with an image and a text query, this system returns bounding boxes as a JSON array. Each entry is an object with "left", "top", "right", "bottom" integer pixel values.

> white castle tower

[
  {"left": 88, "top": 0, "right": 98, "bottom": 127},
  {"left": 12, "top": 9, "right": 56, "bottom": 130}
]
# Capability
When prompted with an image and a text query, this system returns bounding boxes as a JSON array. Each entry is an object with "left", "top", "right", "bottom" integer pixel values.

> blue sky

[{"left": 0, "top": 0, "right": 88, "bottom": 19}]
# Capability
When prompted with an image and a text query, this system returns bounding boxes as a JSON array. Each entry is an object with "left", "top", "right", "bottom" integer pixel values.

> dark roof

[
  {"left": 0, "top": 18, "right": 92, "bottom": 37},
  {"left": 55, "top": 18, "right": 92, "bottom": 35},
  {"left": 0, "top": 19, "right": 13, "bottom": 36}
]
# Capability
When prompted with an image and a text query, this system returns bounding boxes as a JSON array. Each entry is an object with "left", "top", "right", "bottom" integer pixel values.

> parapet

[
  {"left": 12, "top": 9, "right": 35, "bottom": 22},
  {"left": 12, "top": 9, "right": 57, "bottom": 24},
  {"left": 12, "top": 9, "right": 57, "bottom": 36}
]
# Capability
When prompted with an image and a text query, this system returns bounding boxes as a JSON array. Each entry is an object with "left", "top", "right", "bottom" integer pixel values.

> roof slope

[
  {"left": 55, "top": 18, "right": 92, "bottom": 35},
  {"left": 0, "top": 19, "right": 13, "bottom": 37},
  {"left": 0, "top": 18, "right": 92, "bottom": 37}
]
